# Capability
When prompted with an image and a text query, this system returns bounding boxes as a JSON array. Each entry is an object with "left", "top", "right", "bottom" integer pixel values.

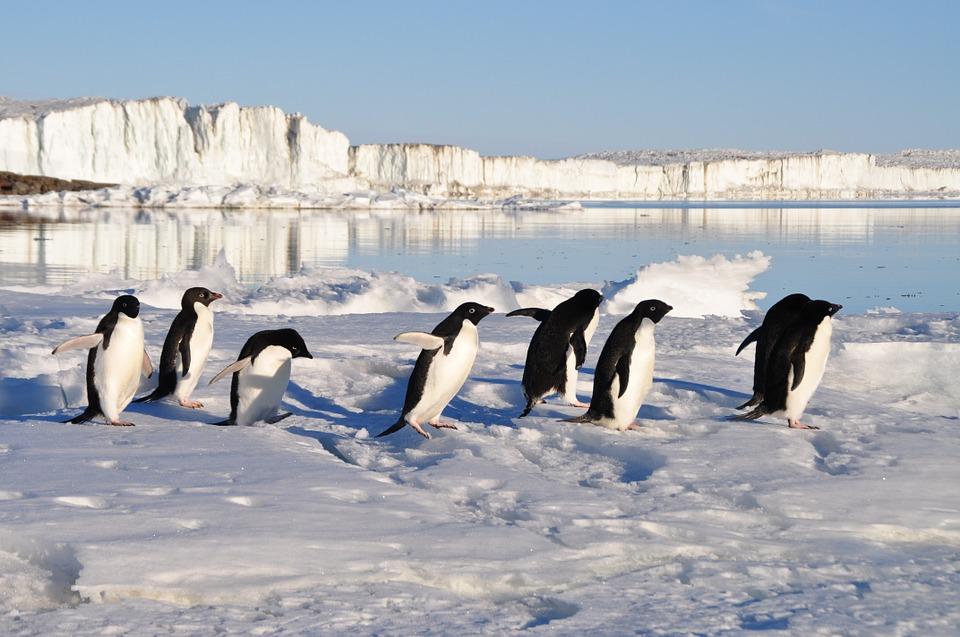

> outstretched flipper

[
  {"left": 394, "top": 332, "right": 445, "bottom": 350},
  {"left": 51, "top": 333, "right": 103, "bottom": 355},
  {"left": 735, "top": 326, "right": 762, "bottom": 356},
  {"left": 209, "top": 356, "right": 252, "bottom": 385},
  {"left": 506, "top": 308, "right": 551, "bottom": 322}
]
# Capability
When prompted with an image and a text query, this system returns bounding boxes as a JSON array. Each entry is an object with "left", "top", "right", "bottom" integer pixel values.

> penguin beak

[
  {"left": 298, "top": 350, "right": 314, "bottom": 359},
  {"left": 484, "top": 306, "right": 495, "bottom": 315},
  {"left": 665, "top": 304, "right": 674, "bottom": 312},
  {"left": 211, "top": 292, "right": 223, "bottom": 301}
]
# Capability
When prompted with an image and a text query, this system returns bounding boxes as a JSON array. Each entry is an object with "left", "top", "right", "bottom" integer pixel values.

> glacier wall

[
  {"left": 0, "top": 97, "right": 353, "bottom": 190},
  {"left": 2, "top": 96, "right": 960, "bottom": 200}
]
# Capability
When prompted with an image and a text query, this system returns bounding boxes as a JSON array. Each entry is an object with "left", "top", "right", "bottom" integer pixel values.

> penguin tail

[
  {"left": 732, "top": 406, "right": 767, "bottom": 422},
  {"left": 518, "top": 401, "right": 534, "bottom": 418},
  {"left": 376, "top": 418, "right": 407, "bottom": 438},
  {"left": 65, "top": 407, "right": 100, "bottom": 424},
  {"left": 735, "top": 393, "right": 762, "bottom": 410},
  {"left": 133, "top": 390, "right": 163, "bottom": 403},
  {"left": 211, "top": 418, "right": 237, "bottom": 427},
  {"left": 563, "top": 412, "right": 595, "bottom": 424}
]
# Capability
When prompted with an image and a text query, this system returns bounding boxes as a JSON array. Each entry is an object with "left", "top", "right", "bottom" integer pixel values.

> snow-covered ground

[{"left": 1, "top": 253, "right": 959, "bottom": 635}]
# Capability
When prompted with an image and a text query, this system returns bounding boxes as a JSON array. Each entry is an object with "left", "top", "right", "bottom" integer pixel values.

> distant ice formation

[{"left": 2, "top": 96, "right": 960, "bottom": 207}]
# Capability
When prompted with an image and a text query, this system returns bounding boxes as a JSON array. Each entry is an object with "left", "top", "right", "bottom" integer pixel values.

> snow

[
  {"left": 1, "top": 251, "right": 959, "bottom": 634},
  {"left": 3, "top": 96, "right": 960, "bottom": 203}
]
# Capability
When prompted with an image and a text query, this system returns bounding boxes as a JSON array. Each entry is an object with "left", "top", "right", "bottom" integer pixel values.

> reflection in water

[{"left": 1, "top": 206, "right": 959, "bottom": 312}]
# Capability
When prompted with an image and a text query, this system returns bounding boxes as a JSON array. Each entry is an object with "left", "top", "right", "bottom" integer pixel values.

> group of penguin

[{"left": 51, "top": 286, "right": 842, "bottom": 437}]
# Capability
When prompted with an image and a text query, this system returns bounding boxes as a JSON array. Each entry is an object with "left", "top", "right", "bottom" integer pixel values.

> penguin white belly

[
  {"left": 785, "top": 318, "right": 832, "bottom": 422},
  {"left": 236, "top": 346, "right": 292, "bottom": 426},
  {"left": 174, "top": 302, "right": 214, "bottom": 402},
  {"left": 598, "top": 319, "right": 656, "bottom": 431},
  {"left": 95, "top": 315, "right": 145, "bottom": 422},
  {"left": 563, "top": 308, "right": 600, "bottom": 401},
  {"left": 408, "top": 321, "right": 478, "bottom": 424}
]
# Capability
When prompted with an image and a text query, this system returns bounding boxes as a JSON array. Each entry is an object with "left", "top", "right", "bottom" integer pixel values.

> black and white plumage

[
  {"left": 135, "top": 287, "right": 222, "bottom": 408},
  {"left": 378, "top": 302, "right": 495, "bottom": 439},
  {"left": 735, "top": 300, "right": 842, "bottom": 429},
  {"left": 734, "top": 293, "right": 810, "bottom": 410},
  {"left": 566, "top": 300, "right": 672, "bottom": 431},
  {"left": 52, "top": 295, "right": 153, "bottom": 426},
  {"left": 510, "top": 289, "right": 603, "bottom": 417},
  {"left": 208, "top": 329, "right": 313, "bottom": 426}
]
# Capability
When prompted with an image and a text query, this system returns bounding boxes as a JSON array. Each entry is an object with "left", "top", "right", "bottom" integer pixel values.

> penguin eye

[
  {"left": 291, "top": 346, "right": 298, "bottom": 352},
  {"left": 468, "top": 308, "right": 476, "bottom": 314},
  {"left": 649, "top": 305, "right": 656, "bottom": 311},
  {"left": 199, "top": 292, "right": 206, "bottom": 298}
]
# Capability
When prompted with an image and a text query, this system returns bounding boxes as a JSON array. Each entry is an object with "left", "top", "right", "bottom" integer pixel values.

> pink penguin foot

[{"left": 179, "top": 399, "right": 204, "bottom": 409}]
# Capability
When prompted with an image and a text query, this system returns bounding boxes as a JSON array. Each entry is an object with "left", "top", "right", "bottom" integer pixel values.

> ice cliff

[{"left": 2, "top": 96, "right": 960, "bottom": 202}]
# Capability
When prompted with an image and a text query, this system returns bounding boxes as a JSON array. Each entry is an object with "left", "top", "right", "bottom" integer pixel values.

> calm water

[{"left": 1, "top": 204, "right": 958, "bottom": 313}]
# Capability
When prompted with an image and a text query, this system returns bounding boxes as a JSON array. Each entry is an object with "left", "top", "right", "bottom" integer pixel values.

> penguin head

[
  {"left": 274, "top": 328, "right": 313, "bottom": 359},
  {"left": 455, "top": 302, "right": 495, "bottom": 325},
  {"left": 182, "top": 287, "right": 223, "bottom": 308},
  {"left": 804, "top": 300, "right": 843, "bottom": 320},
  {"left": 112, "top": 294, "right": 141, "bottom": 319},
  {"left": 572, "top": 289, "right": 604, "bottom": 310},
  {"left": 633, "top": 299, "right": 673, "bottom": 324},
  {"left": 778, "top": 293, "right": 812, "bottom": 310}
]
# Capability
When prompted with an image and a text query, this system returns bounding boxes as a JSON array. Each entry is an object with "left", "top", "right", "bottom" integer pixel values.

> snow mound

[
  {"left": 602, "top": 251, "right": 769, "bottom": 318},
  {"left": 0, "top": 533, "right": 81, "bottom": 612}
]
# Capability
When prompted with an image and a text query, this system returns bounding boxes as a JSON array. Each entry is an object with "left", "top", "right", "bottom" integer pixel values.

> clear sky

[{"left": 1, "top": 1, "right": 958, "bottom": 158}]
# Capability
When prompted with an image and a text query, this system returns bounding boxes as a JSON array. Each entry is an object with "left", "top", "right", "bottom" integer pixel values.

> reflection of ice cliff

[{"left": 2, "top": 97, "right": 960, "bottom": 203}]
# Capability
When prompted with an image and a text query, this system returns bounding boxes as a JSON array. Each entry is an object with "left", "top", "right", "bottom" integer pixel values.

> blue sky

[{"left": 2, "top": 1, "right": 958, "bottom": 158}]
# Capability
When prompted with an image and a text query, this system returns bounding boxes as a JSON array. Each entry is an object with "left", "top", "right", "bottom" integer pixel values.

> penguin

[
  {"left": 566, "top": 300, "right": 672, "bottom": 431},
  {"left": 377, "top": 302, "right": 495, "bottom": 439},
  {"left": 51, "top": 295, "right": 153, "bottom": 426},
  {"left": 735, "top": 300, "right": 842, "bottom": 429},
  {"left": 208, "top": 329, "right": 313, "bottom": 426},
  {"left": 508, "top": 298, "right": 601, "bottom": 408},
  {"left": 510, "top": 289, "right": 603, "bottom": 417},
  {"left": 734, "top": 293, "right": 810, "bottom": 410},
  {"left": 135, "top": 287, "right": 222, "bottom": 408}
]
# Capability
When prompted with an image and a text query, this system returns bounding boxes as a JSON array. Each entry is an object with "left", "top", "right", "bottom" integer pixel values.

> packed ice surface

[
  {"left": 1, "top": 253, "right": 959, "bottom": 635},
  {"left": 3, "top": 96, "right": 960, "bottom": 202}
]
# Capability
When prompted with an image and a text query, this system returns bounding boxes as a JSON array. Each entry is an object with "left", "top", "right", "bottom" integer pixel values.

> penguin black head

[
  {"left": 632, "top": 299, "right": 673, "bottom": 324},
  {"left": 273, "top": 328, "right": 313, "bottom": 359},
  {"left": 182, "top": 287, "right": 223, "bottom": 309},
  {"left": 112, "top": 294, "right": 141, "bottom": 319},
  {"left": 454, "top": 302, "right": 495, "bottom": 325},
  {"left": 803, "top": 300, "right": 843, "bottom": 321},
  {"left": 571, "top": 289, "right": 604, "bottom": 310},
  {"left": 777, "top": 293, "right": 812, "bottom": 310}
]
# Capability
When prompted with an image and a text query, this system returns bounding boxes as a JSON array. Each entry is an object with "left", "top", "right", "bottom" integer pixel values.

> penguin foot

[
  {"left": 788, "top": 420, "right": 819, "bottom": 430},
  {"left": 567, "top": 399, "right": 590, "bottom": 408},
  {"left": 429, "top": 421, "right": 458, "bottom": 430},
  {"left": 626, "top": 422, "right": 643, "bottom": 431},
  {"left": 409, "top": 422, "right": 432, "bottom": 439},
  {"left": 179, "top": 399, "right": 204, "bottom": 409},
  {"left": 106, "top": 420, "right": 135, "bottom": 427}
]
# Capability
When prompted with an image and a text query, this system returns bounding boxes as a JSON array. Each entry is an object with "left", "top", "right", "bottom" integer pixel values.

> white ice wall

[{"left": 3, "top": 96, "right": 960, "bottom": 199}]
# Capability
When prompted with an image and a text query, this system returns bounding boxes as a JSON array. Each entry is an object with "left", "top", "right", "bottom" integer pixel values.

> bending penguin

[
  {"left": 734, "top": 293, "right": 810, "bottom": 410},
  {"left": 734, "top": 300, "right": 842, "bottom": 429},
  {"left": 52, "top": 295, "right": 153, "bottom": 426},
  {"left": 508, "top": 293, "right": 601, "bottom": 408},
  {"left": 510, "top": 289, "right": 603, "bottom": 417},
  {"left": 135, "top": 287, "right": 222, "bottom": 408},
  {"left": 208, "top": 329, "right": 313, "bottom": 426},
  {"left": 378, "top": 302, "right": 495, "bottom": 439},
  {"left": 566, "top": 300, "right": 672, "bottom": 431}
]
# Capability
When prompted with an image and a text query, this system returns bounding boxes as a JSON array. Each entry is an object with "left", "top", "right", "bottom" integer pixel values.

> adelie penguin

[
  {"left": 52, "top": 295, "right": 154, "bottom": 426},
  {"left": 734, "top": 293, "right": 810, "bottom": 410},
  {"left": 135, "top": 287, "right": 222, "bottom": 408},
  {"left": 208, "top": 329, "right": 313, "bottom": 426},
  {"left": 734, "top": 300, "right": 842, "bottom": 429},
  {"left": 566, "top": 300, "right": 672, "bottom": 431},
  {"left": 510, "top": 289, "right": 603, "bottom": 417},
  {"left": 378, "top": 302, "right": 495, "bottom": 439}
]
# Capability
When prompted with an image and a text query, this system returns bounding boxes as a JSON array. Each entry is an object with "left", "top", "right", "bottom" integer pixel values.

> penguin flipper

[
  {"left": 376, "top": 418, "right": 408, "bottom": 437},
  {"left": 570, "top": 327, "right": 587, "bottom": 369},
  {"left": 209, "top": 356, "right": 252, "bottom": 385},
  {"left": 394, "top": 332, "right": 444, "bottom": 350},
  {"left": 51, "top": 333, "right": 103, "bottom": 355},
  {"left": 735, "top": 326, "right": 762, "bottom": 356},
  {"left": 506, "top": 308, "right": 551, "bottom": 322},
  {"left": 790, "top": 349, "right": 806, "bottom": 391},
  {"left": 142, "top": 350, "right": 154, "bottom": 378},
  {"left": 615, "top": 355, "right": 631, "bottom": 398}
]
